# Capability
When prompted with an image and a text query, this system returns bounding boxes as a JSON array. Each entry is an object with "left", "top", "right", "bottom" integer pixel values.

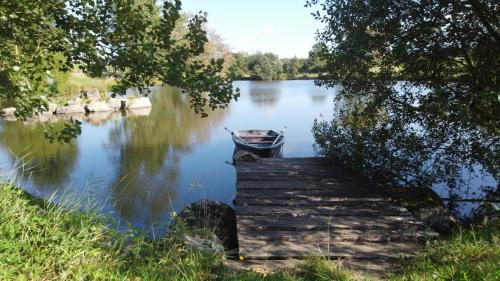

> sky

[{"left": 181, "top": 0, "right": 323, "bottom": 58}]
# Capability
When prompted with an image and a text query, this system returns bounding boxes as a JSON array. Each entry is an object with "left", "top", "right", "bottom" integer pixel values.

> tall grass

[
  {"left": 390, "top": 224, "right": 500, "bottom": 281},
  {"left": 0, "top": 183, "right": 224, "bottom": 280},
  {"left": 54, "top": 70, "right": 115, "bottom": 101}
]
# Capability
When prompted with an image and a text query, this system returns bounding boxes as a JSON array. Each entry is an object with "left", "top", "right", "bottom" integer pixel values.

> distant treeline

[{"left": 229, "top": 44, "right": 326, "bottom": 81}]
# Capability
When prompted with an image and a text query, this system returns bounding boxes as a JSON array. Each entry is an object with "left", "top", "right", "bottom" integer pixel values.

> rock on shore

[
  {"left": 127, "top": 97, "right": 152, "bottom": 109},
  {"left": 85, "top": 101, "right": 112, "bottom": 112},
  {"left": 1, "top": 89, "right": 153, "bottom": 122},
  {"left": 390, "top": 187, "right": 457, "bottom": 235},
  {"left": 107, "top": 98, "right": 127, "bottom": 110},
  {"left": 178, "top": 200, "right": 238, "bottom": 254},
  {"left": 56, "top": 101, "right": 86, "bottom": 114},
  {"left": 0, "top": 107, "right": 16, "bottom": 116}
]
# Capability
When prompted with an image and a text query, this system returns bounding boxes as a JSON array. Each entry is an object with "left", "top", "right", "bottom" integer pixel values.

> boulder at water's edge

[
  {"left": 178, "top": 199, "right": 238, "bottom": 254},
  {"left": 85, "top": 101, "right": 112, "bottom": 112},
  {"left": 0, "top": 107, "right": 16, "bottom": 116},
  {"left": 56, "top": 103, "right": 86, "bottom": 114},
  {"left": 127, "top": 97, "right": 152, "bottom": 109}
]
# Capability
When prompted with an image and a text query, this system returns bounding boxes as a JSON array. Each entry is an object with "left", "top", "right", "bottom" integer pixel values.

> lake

[
  {"left": 0, "top": 80, "right": 339, "bottom": 234},
  {"left": 1, "top": 80, "right": 495, "bottom": 233}
]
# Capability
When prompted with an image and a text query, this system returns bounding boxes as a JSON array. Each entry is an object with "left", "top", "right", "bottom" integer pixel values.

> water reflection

[
  {"left": 108, "top": 86, "right": 228, "bottom": 230},
  {"left": 0, "top": 81, "right": 338, "bottom": 233},
  {"left": 249, "top": 83, "right": 281, "bottom": 107},
  {"left": 83, "top": 111, "right": 123, "bottom": 126},
  {"left": 310, "top": 94, "right": 327, "bottom": 104},
  {"left": 0, "top": 121, "right": 78, "bottom": 191},
  {"left": 325, "top": 86, "right": 498, "bottom": 217}
]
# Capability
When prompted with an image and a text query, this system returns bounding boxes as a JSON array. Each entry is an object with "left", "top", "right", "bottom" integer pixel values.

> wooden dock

[{"left": 233, "top": 157, "right": 438, "bottom": 274}]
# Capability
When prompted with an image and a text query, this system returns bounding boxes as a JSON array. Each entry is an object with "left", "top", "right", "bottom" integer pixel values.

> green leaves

[
  {"left": 44, "top": 119, "right": 82, "bottom": 143},
  {"left": 310, "top": 0, "right": 499, "bottom": 190},
  {"left": 245, "top": 52, "right": 282, "bottom": 80},
  {"left": 1, "top": 0, "right": 239, "bottom": 142}
]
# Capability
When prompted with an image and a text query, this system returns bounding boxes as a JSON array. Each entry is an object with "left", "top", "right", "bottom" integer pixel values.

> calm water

[
  {"left": 1, "top": 80, "right": 495, "bottom": 232},
  {"left": 0, "top": 80, "right": 339, "bottom": 234}
]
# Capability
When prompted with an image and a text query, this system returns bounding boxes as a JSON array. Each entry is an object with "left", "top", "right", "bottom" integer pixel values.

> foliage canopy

[
  {"left": 0, "top": 0, "right": 238, "bottom": 125},
  {"left": 308, "top": 0, "right": 499, "bottom": 192},
  {"left": 230, "top": 46, "right": 326, "bottom": 81}
]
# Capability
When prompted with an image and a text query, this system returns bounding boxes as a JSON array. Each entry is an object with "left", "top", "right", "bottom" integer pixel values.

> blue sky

[{"left": 181, "top": 0, "right": 322, "bottom": 58}]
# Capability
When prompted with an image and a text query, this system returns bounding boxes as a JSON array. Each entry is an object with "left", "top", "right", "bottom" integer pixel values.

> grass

[
  {"left": 53, "top": 70, "right": 115, "bottom": 102},
  {"left": 0, "top": 181, "right": 498, "bottom": 280},
  {"left": 390, "top": 223, "right": 500, "bottom": 281},
  {"left": 0, "top": 183, "right": 224, "bottom": 280}
]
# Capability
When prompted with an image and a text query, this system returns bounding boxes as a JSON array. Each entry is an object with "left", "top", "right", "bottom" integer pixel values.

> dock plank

[
  {"left": 235, "top": 197, "right": 392, "bottom": 206},
  {"left": 236, "top": 204, "right": 411, "bottom": 217},
  {"left": 237, "top": 215, "right": 425, "bottom": 231},
  {"left": 237, "top": 229, "right": 438, "bottom": 242},
  {"left": 238, "top": 240, "right": 420, "bottom": 259},
  {"left": 236, "top": 188, "right": 388, "bottom": 199},
  {"left": 237, "top": 180, "right": 375, "bottom": 190},
  {"left": 225, "top": 259, "right": 400, "bottom": 277},
  {"left": 234, "top": 157, "right": 438, "bottom": 275}
]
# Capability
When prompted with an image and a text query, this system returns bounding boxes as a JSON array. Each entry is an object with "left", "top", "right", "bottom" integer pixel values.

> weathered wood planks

[
  {"left": 238, "top": 240, "right": 420, "bottom": 259},
  {"left": 237, "top": 215, "right": 428, "bottom": 231},
  {"left": 234, "top": 157, "right": 438, "bottom": 275},
  {"left": 236, "top": 204, "right": 411, "bottom": 216}
]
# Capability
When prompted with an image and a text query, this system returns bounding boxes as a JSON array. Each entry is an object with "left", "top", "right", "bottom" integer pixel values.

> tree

[
  {"left": 229, "top": 52, "right": 250, "bottom": 78},
  {"left": 282, "top": 57, "right": 305, "bottom": 78},
  {"left": 302, "top": 43, "right": 326, "bottom": 74},
  {"left": 308, "top": 0, "right": 499, "bottom": 192},
  {"left": 0, "top": 0, "right": 238, "bottom": 140},
  {"left": 246, "top": 52, "right": 282, "bottom": 80}
]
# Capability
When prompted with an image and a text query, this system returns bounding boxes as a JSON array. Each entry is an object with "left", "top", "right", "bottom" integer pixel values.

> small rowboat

[{"left": 225, "top": 127, "right": 285, "bottom": 158}]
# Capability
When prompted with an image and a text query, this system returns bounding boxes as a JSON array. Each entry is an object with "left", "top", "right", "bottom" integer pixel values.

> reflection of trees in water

[
  {"left": 310, "top": 94, "right": 327, "bottom": 104},
  {"left": 249, "top": 85, "right": 281, "bottom": 107},
  {"left": 310, "top": 84, "right": 340, "bottom": 105},
  {"left": 315, "top": 88, "right": 498, "bottom": 216},
  {"left": 0, "top": 121, "right": 78, "bottom": 192},
  {"left": 108, "top": 86, "right": 227, "bottom": 229}
]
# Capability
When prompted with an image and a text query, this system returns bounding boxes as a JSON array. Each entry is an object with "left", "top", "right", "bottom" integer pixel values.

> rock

[
  {"left": 183, "top": 233, "right": 225, "bottom": 255},
  {"left": 390, "top": 187, "right": 456, "bottom": 235},
  {"left": 56, "top": 103, "right": 85, "bottom": 114},
  {"left": 81, "top": 88, "right": 101, "bottom": 101},
  {"left": 412, "top": 206, "right": 456, "bottom": 235},
  {"left": 178, "top": 200, "right": 238, "bottom": 254},
  {"left": 233, "top": 150, "right": 260, "bottom": 163},
  {"left": 40, "top": 103, "right": 57, "bottom": 115},
  {"left": 85, "top": 101, "right": 112, "bottom": 112},
  {"left": 127, "top": 97, "right": 152, "bottom": 109},
  {"left": 107, "top": 98, "right": 127, "bottom": 110},
  {"left": 472, "top": 202, "right": 500, "bottom": 225},
  {"left": 1, "top": 107, "right": 16, "bottom": 116}
]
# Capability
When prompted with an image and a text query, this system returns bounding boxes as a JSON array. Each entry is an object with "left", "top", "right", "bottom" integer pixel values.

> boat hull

[
  {"left": 231, "top": 129, "right": 284, "bottom": 158},
  {"left": 234, "top": 143, "right": 283, "bottom": 158}
]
